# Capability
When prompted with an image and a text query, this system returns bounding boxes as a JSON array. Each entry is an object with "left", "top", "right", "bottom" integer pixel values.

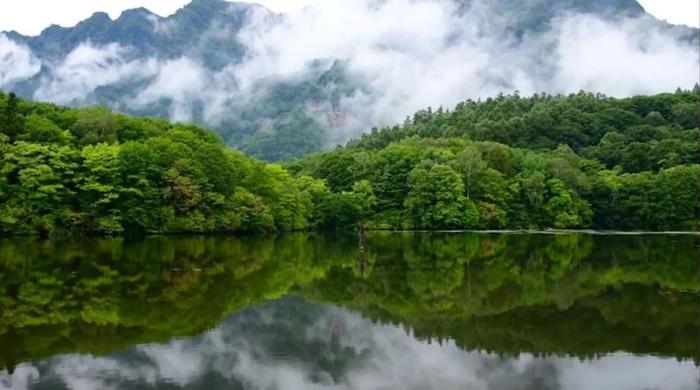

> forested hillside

[
  {"left": 0, "top": 92, "right": 360, "bottom": 235},
  {"left": 292, "top": 89, "right": 700, "bottom": 231},
  {"left": 1, "top": 89, "right": 698, "bottom": 235}
]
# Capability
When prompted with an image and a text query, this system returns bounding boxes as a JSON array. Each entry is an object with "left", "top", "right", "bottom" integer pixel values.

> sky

[{"left": 0, "top": 0, "right": 697, "bottom": 36}]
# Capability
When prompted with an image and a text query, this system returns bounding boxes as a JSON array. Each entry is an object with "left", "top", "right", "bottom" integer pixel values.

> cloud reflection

[{"left": 1, "top": 297, "right": 697, "bottom": 390}]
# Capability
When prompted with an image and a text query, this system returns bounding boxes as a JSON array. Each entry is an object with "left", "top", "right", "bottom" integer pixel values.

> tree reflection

[{"left": 0, "top": 233, "right": 697, "bottom": 370}]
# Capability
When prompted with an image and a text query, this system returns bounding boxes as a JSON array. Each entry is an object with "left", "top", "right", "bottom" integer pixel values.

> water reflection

[
  {"left": 0, "top": 233, "right": 698, "bottom": 389},
  {"left": 1, "top": 298, "right": 697, "bottom": 390}
]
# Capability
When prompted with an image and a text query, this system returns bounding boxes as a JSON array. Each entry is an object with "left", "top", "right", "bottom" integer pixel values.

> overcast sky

[{"left": 0, "top": 0, "right": 697, "bottom": 36}]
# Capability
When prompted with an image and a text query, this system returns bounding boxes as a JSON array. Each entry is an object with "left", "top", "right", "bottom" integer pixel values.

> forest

[
  {"left": 0, "top": 91, "right": 341, "bottom": 235},
  {"left": 292, "top": 88, "right": 700, "bottom": 231},
  {"left": 0, "top": 88, "right": 698, "bottom": 235}
]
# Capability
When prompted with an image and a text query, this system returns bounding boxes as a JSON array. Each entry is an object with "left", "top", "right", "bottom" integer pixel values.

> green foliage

[
  {"left": 404, "top": 163, "right": 478, "bottom": 229},
  {"left": 348, "top": 90, "right": 700, "bottom": 173},
  {"left": 295, "top": 137, "right": 627, "bottom": 230},
  {"left": 1, "top": 89, "right": 697, "bottom": 234},
  {"left": 0, "top": 93, "right": 23, "bottom": 140},
  {"left": 0, "top": 94, "right": 334, "bottom": 236},
  {"left": 295, "top": 89, "right": 699, "bottom": 231}
]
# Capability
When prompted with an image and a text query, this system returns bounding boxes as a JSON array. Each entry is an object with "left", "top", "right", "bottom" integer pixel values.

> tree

[
  {"left": 1, "top": 142, "right": 78, "bottom": 234},
  {"left": 405, "top": 163, "right": 479, "bottom": 229},
  {"left": 643, "top": 111, "right": 667, "bottom": 126},
  {"left": 318, "top": 192, "right": 362, "bottom": 229},
  {"left": 671, "top": 103, "right": 699, "bottom": 129},
  {"left": 79, "top": 144, "right": 123, "bottom": 233},
  {"left": 351, "top": 180, "right": 377, "bottom": 218},
  {"left": 454, "top": 146, "right": 487, "bottom": 199},
  {"left": 545, "top": 179, "right": 591, "bottom": 228},
  {"left": 71, "top": 107, "right": 119, "bottom": 145},
  {"left": 314, "top": 151, "right": 358, "bottom": 192},
  {"left": 0, "top": 93, "right": 23, "bottom": 140},
  {"left": 372, "top": 143, "right": 422, "bottom": 210},
  {"left": 20, "top": 114, "right": 72, "bottom": 145}
]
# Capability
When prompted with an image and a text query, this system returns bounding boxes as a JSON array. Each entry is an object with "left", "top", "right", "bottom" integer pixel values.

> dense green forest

[
  {"left": 1, "top": 89, "right": 698, "bottom": 235},
  {"left": 0, "top": 91, "right": 357, "bottom": 235},
  {"left": 292, "top": 89, "right": 700, "bottom": 231},
  {"left": 1, "top": 233, "right": 697, "bottom": 368}
]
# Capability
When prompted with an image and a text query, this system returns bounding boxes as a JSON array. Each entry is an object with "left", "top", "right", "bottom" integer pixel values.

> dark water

[{"left": 0, "top": 232, "right": 698, "bottom": 390}]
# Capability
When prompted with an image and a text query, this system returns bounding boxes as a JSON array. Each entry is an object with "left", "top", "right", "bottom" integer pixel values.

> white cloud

[
  {"left": 0, "top": 34, "right": 41, "bottom": 87},
  {"left": 134, "top": 57, "right": 207, "bottom": 122},
  {"left": 140, "top": 340, "right": 204, "bottom": 386},
  {"left": 553, "top": 15, "right": 700, "bottom": 96},
  {"left": 226, "top": 0, "right": 699, "bottom": 142},
  {"left": 50, "top": 355, "right": 140, "bottom": 390},
  {"left": 4, "top": 0, "right": 699, "bottom": 148},
  {"left": 33, "top": 42, "right": 157, "bottom": 104},
  {"left": 0, "top": 365, "right": 39, "bottom": 390}
]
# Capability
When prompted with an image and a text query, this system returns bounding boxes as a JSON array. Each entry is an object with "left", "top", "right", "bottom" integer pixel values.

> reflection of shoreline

[
  {"left": 2, "top": 230, "right": 697, "bottom": 243},
  {"left": 0, "top": 233, "right": 698, "bottom": 372},
  {"left": 377, "top": 229, "right": 700, "bottom": 236}
]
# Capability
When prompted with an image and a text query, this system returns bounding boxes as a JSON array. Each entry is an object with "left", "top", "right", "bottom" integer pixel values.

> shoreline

[
  {"left": 2, "top": 229, "right": 700, "bottom": 239},
  {"left": 381, "top": 229, "right": 700, "bottom": 236}
]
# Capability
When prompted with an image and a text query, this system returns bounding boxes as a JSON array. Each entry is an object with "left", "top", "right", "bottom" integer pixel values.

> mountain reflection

[{"left": 0, "top": 233, "right": 698, "bottom": 389}]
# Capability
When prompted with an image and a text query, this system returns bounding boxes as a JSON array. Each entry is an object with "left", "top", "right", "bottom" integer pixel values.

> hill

[
  {"left": 291, "top": 89, "right": 700, "bottom": 230},
  {"left": 0, "top": 91, "right": 344, "bottom": 235}
]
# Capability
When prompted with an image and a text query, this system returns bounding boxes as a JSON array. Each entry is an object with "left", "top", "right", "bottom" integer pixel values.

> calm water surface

[{"left": 0, "top": 232, "right": 698, "bottom": 390}]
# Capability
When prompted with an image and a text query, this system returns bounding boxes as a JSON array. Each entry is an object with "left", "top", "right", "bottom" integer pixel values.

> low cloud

[
  {"left": 133, "top": 57, "right": 207, "bottom": 122},
  {"left": 232, "top": 0, "right": 698, "bottom": 138},
  {"left": 0, "top": 34, "right": 41, "bottom": 87},
  {"left": 5, "top": 0, "right": 700, "bottom": 148},
  {"left": 553, "top": 15, "right": 700, "bottom": 96},
  {"left": 33, "top": 42, "right": 157, "bottom": 105}
]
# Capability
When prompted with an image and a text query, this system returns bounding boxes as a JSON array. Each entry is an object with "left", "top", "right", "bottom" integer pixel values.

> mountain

[
  {"left": 5, "top": 0, "right": 256, "bottom": 66},
  {"left": 1, "top": 0, "right": 698, "bottom": 161}
]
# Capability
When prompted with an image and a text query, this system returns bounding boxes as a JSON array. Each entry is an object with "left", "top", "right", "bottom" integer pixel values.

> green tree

[
  {"left": 454, "top": 145, "right": 487, "bottom": 199},
  {"left": 0, "top": 93, "right": 23, "bottom": 140},
  {"left": 405, "top": 163, "right": 479, "bottom": 229},
  {"left": 20, "top": 114, "right": 72, "bottom": 145},
  {"left": 71, "top": 107, "right": 119, "bottom": 145},
  {"left": 545, "top": 179, "right": 591, "bottom": 228}
]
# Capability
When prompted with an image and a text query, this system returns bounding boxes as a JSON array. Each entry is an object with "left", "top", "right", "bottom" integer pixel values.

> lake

[{"left": 0, "top": 232, "right": 698, "bottom": 390}]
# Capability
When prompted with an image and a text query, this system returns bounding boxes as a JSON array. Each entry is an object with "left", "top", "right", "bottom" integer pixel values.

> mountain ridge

[{"left": 5, "top": 0, "right": 262, "bottom": 66}]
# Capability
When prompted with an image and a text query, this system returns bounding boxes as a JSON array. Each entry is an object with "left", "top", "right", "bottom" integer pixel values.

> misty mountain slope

[
  {"left": 1, "top": 0, "right": 698, "bottom": 161},
  {"left": 455, "top": 0, "right": 643, "bottom": 34}
]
